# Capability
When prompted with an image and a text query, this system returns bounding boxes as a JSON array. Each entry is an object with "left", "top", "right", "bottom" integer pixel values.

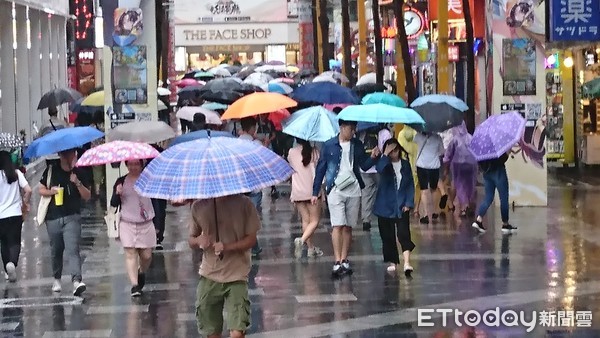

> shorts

[
  {"left": 416, "top": 167, "right": 440, "bottom": 190},
  {"left": 195, "top": 277, "right": 251, "bottom": 335},
  {"left": 327, "top": 189, "right": 360, "bottom": 227}
]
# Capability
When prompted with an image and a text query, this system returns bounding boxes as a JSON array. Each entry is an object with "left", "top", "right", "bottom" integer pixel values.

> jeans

[
  {"left": 152, "top": 198, "right": 167, "bottom": 244},
  {"left": 477, "top": 167, "right": 509, "bottom": 223},
  {"left": 378, "top": 212, "right": 415, "bottom": 264},
  {"left": 246, "top": 191, "right": 262, "bottom": 252},
  {"left": 0, "top": 216, "right": 23, "bottom": 269},
  {"left": 46, "top": 215, "right": 83, "bottom": 282}
]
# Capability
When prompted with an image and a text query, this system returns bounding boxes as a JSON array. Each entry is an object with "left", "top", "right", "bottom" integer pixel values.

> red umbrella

[{"left": 268, "top": 109, "right": 290, "bottom": 131}]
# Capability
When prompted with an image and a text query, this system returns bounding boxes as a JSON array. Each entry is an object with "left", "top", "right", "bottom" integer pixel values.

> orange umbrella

[{"left": 221, "top": 92, "right": 297, "bottom": 120}]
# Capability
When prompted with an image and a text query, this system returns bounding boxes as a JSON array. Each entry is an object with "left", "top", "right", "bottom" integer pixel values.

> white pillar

[
  {"left": 29, "top": 10, "right": 43, "bottom": 130},
  {"left": 0, "top": 2, "right": 17, "bottom": 134},
  {"left": 15, "top": 5, "right": 31, "bottom": 141},
  {"left": 57, "top": 17, "right": 67, "bottom": 90},
  {"left": 40, "top": 13, "right": 51, "bottom": 100},
  {"left": 51, "top": 16, "right": 60, "bottom": 89}
]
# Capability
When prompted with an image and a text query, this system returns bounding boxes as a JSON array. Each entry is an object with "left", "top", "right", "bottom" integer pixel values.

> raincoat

[{"left": 443, "top": 123, "right": 478, "bottom": 207}]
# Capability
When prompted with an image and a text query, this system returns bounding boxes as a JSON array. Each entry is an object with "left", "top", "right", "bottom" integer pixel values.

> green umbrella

[
  {"left": 194, "top": 72, "right": 215, "bottom": 79},
  {"left": 361, "top": 92, "right": 406, "bottom": 107},
  {"left": 583, "top": 78, "right": 600, "bottom": 98}
]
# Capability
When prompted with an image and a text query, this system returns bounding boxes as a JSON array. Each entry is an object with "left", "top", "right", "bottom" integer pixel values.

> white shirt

[
  {"left": 414, "top": 133, "right": 444, "bottom": 169},
  {"left": 392, "top": 161, "right": 403, "bottom": 189},
  {"left": 0, "top": 170, "right": 28, "bottom": 219},
  {"left": 335, "top": 141, "right": 361, "bottom": 197}
]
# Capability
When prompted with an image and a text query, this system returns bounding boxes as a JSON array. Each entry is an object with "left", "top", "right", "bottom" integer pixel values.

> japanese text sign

[{"left": 550, "top": 0, "right": 600, "bottom": 41}]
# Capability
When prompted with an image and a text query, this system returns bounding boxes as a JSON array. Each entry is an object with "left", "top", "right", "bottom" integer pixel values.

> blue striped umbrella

[{"left": 135, "top": 137, "right": 294, "bottom": 200}]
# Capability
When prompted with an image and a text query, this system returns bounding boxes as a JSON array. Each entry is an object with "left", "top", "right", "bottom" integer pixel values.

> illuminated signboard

[{"left": 71, "top": 0, "right": 95, "bottom": 49}]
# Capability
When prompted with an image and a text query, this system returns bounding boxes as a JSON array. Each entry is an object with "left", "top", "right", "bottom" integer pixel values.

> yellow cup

[{"left": 55, "top": 187, "right": 64, "bottom": 206}]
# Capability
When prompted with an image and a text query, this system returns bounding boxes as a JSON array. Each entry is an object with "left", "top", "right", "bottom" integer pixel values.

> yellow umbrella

[
  {"left": 81, "top": 91, "right": 105, "bottom": 107},
  {"left": 287, "top": 65, "right": 300, "bottom": 73}
]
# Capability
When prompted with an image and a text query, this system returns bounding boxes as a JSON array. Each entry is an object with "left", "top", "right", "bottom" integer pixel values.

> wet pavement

[{"left": 3, "top": 176, "right": 600, "bottom": 337}]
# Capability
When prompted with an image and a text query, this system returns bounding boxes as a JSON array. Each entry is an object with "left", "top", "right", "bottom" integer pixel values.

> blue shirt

[{"left": 373, "top": 156, "right": 415, "bottom": 219}]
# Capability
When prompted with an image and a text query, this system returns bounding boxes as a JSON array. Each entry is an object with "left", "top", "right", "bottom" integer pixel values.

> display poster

[
  {"left": 174, "top": 0, "right": 289, "bottom": 24},
  {"left": 502, "top": 38, "right": 536, "bottom": 96},
  {"left": 113, "top": 8, "right": 143, "bottom": 47},
  {"left": 112, "top": 45, "right": 148, "bottom": 104}
]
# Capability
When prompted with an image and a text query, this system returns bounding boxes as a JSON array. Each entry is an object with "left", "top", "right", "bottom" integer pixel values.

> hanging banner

[
  {"left": 549, "top": 0, "right": 600, "bottom": 41},
  {"left": 175, "top": 0, "right": 289, "bottom": 24}
]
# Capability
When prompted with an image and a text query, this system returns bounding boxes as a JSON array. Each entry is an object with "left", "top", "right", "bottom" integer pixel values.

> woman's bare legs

[{"left": 124, "top": 248, "right": 139, "bottom": 286}]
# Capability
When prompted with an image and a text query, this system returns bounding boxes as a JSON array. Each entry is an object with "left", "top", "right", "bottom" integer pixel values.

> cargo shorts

[{"left": 195, "top": 277, "right": 251, "bottom": 335}]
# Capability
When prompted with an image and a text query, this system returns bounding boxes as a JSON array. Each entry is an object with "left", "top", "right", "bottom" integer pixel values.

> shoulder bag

[
  {"left": 35, "top": 165, "right": 53, "bottom": 227},
  {"left": 104, "top": 205, "right": 121, "bottom": 239}
]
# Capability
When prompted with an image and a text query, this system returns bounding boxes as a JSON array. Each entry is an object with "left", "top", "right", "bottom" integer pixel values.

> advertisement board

[{"left": 175, "top": 0, "right": 289, "bottom": 24}]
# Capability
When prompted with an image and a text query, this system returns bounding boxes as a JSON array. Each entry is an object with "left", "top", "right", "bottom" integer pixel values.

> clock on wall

[{"left": 404, "top": 8, "right": 425, "bottom": 39}]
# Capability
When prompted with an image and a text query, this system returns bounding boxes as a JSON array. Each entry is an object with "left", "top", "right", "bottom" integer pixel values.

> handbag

[
  {"left": 334, "top": 171, "right": 356, "bottom": 191},
  {"left": 35, "top": 165, "right": 53, "bottom": 227},
  {"left": 104, "top": 205, "right": 121, "bottom": 239}
]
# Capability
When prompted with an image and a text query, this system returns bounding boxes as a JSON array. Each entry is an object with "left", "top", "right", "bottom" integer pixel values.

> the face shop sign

[{"left": 183, "top": 28, "right": 272, "bottom": 41}]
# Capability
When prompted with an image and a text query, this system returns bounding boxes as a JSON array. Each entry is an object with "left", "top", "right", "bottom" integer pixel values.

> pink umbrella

[
  {"left": 323, "top": 103, "right": 351, "bottom": 113},
  {"left": 76, "top": 141, "right": 160, "bottom": 167},
  {"left": 177, "top": 78, "right": 201, "bottom": 88}
]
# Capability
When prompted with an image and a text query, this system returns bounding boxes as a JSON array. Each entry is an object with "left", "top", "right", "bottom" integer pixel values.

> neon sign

[{"left": 72, "top": 0, "right": 94, "bottom": 46}]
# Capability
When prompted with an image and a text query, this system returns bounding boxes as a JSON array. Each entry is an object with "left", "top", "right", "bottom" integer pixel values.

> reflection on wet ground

[{"left": 3, "top": 179, "right": 600, "bottom": 337}]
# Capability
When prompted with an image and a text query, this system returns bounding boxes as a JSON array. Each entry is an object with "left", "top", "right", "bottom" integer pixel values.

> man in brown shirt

[{"left": 188, "top": 195, "right": 261, "bottom": 338}]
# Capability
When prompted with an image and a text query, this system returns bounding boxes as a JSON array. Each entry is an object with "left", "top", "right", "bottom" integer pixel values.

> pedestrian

[
  {"left": 398, "top": 126, "right": 420, "bottom": 217},
  {"left": 189, "top": 195, "right": 260, "bottom": 338},
  {"left": 472, "top": 153, "right": 517, "bottom": 233},
  {"left": 256, "top": 114, "right": 280, "bottom": 199},
  {"left": 357, "top": 124, "right": 392, "bottom": 231},
  {"left": 39, "top": 149, "right": 91, "bottom": 296},
  {"left": 238, "top": 117, "right": 263, "bottom": 257},
  {"left": 414, "top": 131, "right": 445, "bottom": 224},
  {"left": 111, "top": 160, "right": 155, "bottom": 297},
  {"left": 373, "top": 139, "right": 415, "bottom": 275},
  {"left": 0, "top": 151, "right": 32, "bottom": 282},
  {"left": 91, "top": 110, "right": 106, "bottom": 196},
  {"left": 443, "top": 123, "right": 477, "bottom": 217},
  {"left": 148, "top": 144, "right": 167, "bottom": 250},
  {"left": 289, "top": 138, "right": 323, "bottom": 258},
  {"left": 38, "top": 106, "right": 68, "bottom": 138},
  {"left": 190, "top": 113, "right": 207, "bottom": 132},
  {"left": 312, "top": 119, "right": 379, "bottom": 277}
]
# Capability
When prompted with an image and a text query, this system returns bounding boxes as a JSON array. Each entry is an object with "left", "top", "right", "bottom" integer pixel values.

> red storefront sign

[
  {"left": 448, "top": 45, "right": 460, "bottom": 61},
  {"left": 428, "top": 0, "right": 485, "bottom": 37},
  {"left": 67, "top": 66, "right": 78, "bottom": 90}
]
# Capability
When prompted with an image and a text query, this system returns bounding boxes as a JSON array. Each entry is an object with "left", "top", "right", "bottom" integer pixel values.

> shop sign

[
  {"left": 448, "top": 45, "right": 460, "bottom": 62},
  {"left": 175, "top": 23, "right": 298, "bottom": 46},
  {"left": 549, "top": 0, "right": 600, "bottom": 41},
  {"left": 175, "top": 0, "right": 288, "bottom": 24}
]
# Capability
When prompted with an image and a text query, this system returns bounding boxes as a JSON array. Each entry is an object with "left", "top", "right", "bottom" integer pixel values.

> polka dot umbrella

[{"left": 469, "top": 111, "right": 526, "bottom": 161}]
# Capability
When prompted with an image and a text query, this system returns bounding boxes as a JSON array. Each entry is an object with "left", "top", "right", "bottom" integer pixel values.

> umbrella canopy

[
  {"left": 294, "top": 69, "right": 318, "bottom": 79},
  {"left": 238, "top": 83, "right": 265, "bottom": 95},
  {"left": 312, "top": 75, "right": 338, "bottom": 83},
  {"left": 282, "top": 106, "right": 339, "bottom": 142},
  {"left": 243, "top": 73, "right": 274, "bottom": 86},
  {"left": 266, "top": 60, "right": 285, "bottom": 66},
  {"left": 268, "top": 109, "right": 290, "bottom": 131},
  {"left": 321, "top": 71, "right": 349, "bottom": 83},
  {"left": 353, "top": 83, "right": 387, "bottom": 98},
  {"left": 255, "top": 65, "right": 288, "bottom": 73},
  {"left": 81, "top": 91, "right": 105, "bottom": 107},
  {"left": 24, "top": 127, "right": 104, "bottom": 159},
  {"left": 583, "top": 78, "right": 600, "bottom": 98},
  {"left": 177, "top": 78, "right": 201, "bottom": 88},
  {"left": 170, "top": 130, "right": 234, "bottom": 147},
  {"left": 200, "top": 90, "right": 244, "bottom": 105},
  {"left": 194, "top": 71, "right": 215, "bottom": 80},
  {"left": 176, "top": 106, "right": 223, "bottom": 124},
  {"left": 338, "top": 104, "right": 425, "bottom": 124},
  {"left": 157, "top": 87, "right": 171, "bottom": 96},
  {"left": 469, "top": 112, "right": 526, "bottom": 161},
  {"left": 287, "top": 65, "right": 300, "bottom": 73},
  {"left": 106, "top": 121, "right": 176, "bottom": 143},
  {"left": 38, "top": 88, "right": 83, "bottom": 110},
  {"left": 158, "top": 100, "right": 168, "bottom": 111},
  {"left": 362, "top": 92, "right": 406, "bottom": 107},
  {"left": 134, "top": 137, "right": 294, "bottom": 200},
  {"left": 356, "top": 72, "right": 377, "bottom": 85},
  {"left": 221, "top": 92, "right": 298, "bottom": 120},
  {"left": 410, "top": 95, "right": 468, "bottom": 132},
  {"left": 0, "top": 133, "right": 24, "bottom": 150},
  {"left": 270, "top": 77, "right": 295, "bottom": 85},
  {"left": 200, "top": 78, "right": 244, "bottom": 93},
  {"left": 262, "top": 82, "right": 293, "bottom": 94},
  {"left": 291, "top": 82, "right": 360, "bottom": 105},
  {"left": 76, "top": 141, "right": 160, "bottom": 167},
  {"left": 202, "top": 102, "right": 228, "bottom": 111}
]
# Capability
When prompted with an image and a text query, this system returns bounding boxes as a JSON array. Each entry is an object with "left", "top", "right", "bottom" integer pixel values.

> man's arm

[{"left": 312, "top": 144, "right": 328, "bottom": 197}]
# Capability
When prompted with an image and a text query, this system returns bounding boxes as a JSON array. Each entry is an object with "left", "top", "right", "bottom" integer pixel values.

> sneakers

[
  {"left": 420, "top": 216, "right": 430, "bottom": 224},
  {"left": 341, "top": 260, "right": 353, "bottom": 275},
  {"left": 502, "top": 224, "right": 518, "bottom": 233},
  {"left": 404, "top": 264, "right": 414, "bottom": 277},
  {"left": 307, "top": 246, "right": 323, "bottom": 257},
  {"left": 386, "top": 264, "right": 397, "bottom": 272},
  {"left": 131, "top": 285, "right": 142, "bottom": 297},
  {"left": 472, "top": 220, "right": 486, "bottom": 233},
  {"left": 52, "top": 279, "right": 62, "bottom": 293},
  {"left": 439, "top": 195, "right": 448, "bottom": 209},
  {"left": 5, "top": 263, "right": 16, "bottom": 282},
  {"left": 73, "top": 281, "right": 86, "bottom": 297},
  {"left": 294, "top": 237, "right": 304, "bottom": 258},
  {"left": 138, "top": 271, "right": 146, "bottom": 289},
  {"left": 331, "top": 262, "right": 343, "bottom": 277},
  {"left": 155, "top": 243, "right": 164, "bottom": 250},
  {"left": 362, "top": 222, "right": 371, "bottom": 231},
  {"left": 251, "top": 246, "right": 263, "bottom": 257}
]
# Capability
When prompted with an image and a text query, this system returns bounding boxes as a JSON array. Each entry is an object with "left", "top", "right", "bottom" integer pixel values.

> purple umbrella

[
  {"left": 469, "top": 111, "right": 526, "bottom": 161},
  {"left": 266, "top": 60, "right": 285, "bottom": 66}
]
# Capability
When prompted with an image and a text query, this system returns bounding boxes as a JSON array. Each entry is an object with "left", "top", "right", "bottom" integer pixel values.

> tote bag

[
  {"left": 35, "top": 165, "right": 53, "bottom": 227},
  {"left": 104, "top": 205, "right": 121, "bottom": 239}
]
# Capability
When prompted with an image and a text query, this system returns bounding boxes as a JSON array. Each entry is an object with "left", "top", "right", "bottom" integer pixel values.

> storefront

[{"left": 174, "top": 0, "right": 300, "bottom": 71}]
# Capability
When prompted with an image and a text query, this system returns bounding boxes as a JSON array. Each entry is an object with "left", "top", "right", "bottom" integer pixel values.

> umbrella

[
  {"left": 294, "top": 69, "right": 318, "bottom": 79},
  {"left": 469, "top": 112, "right": 526, "bottom": 161},
  {"left": 266, "top": 60, "right": 285, "bottom": 66},
  {"left": 243, "top": 73, "right": 274, "bottom": 86},
  {"left": 238, "top": 83, "right": 265, "bottom": 95},
  {"left": 282, "top": 106, "right": 339, "bottom": 142},
  {"left": 219, "top": 65, "right": 241, "bottom": 74},
  {"left": 262, "top": 82, "right": 293, "bottom": 95},
  {"left": 255, "top": 65, "right": 288, "bottom": 73},
  {"left": 268, "top": 109, "right": 290, "bottom": 131},
  {"left": 362, "top": 92, "right": 407, "bottom": 107},
  {"left": 200, "top": 78, "right": 244, "bottom": 93},
  {"left": 353, "top": 83, "right": 387, "bottom": 98},
  {"left": 0, "top": 133, "right": 24, "bottom": 150},
  {"left": 38, "top": 88, "right": 83, "bottom": 110},
  {"left": 81, "top": 91, "right": 105, "bottom": 107},
  {"left": 157, "top": 87, "right": 171, "bottom": 96},
  {"left": 321, "top": 71, "right": 349, "bottom": 83},
  {"left": 291, "top": 82, "right": 360, "bottom": 105},
  {"left": 106, "top": 121, "right": 176, "bottom": 143},
  {"left": 338, "top": 104, "right": 425, "bottom": 125},
  {"left": 177, "top": 85, "right": 203, "bottom": 100},
  {"left": 194, "top": 71, "right": 215, "bottom": 80},
  {"left": 200, "top": 90, "right": 244, "bottom": 105},
  {"left": 182, "top": 70, "right": 199, "bottom": 79},
  {"left": 221, "top": 92, "right": 298, "bottom": 120},
  {"left": 24, "top": 127, "right": 104, "bottom": 159},
  {"left": 170, "top": 129, "right": 234, "bottom": 147},
  {"left": 177, "top": 78, "right": 201, "bottom": 88},
  {"left": 312, "top": 75, "right": 338, "bottom": 83},
  {"left": 287, "top": 65, "right": 300, "bottom": 73},
  {"left": 76, "top": 141, "right": 160, "bottom": 167},
  {"left": 176, "top": 106, "right": 223, "bottom": 124},
  {"left": 209, "top": 68, "right": 231, "bottom": 77},
  {"left": 583, "top": 78, "right": 600, "bottom": 98},
  {"left": 356, "top": 72, "right": 377, "bottom": 85},
  {"left": 202, "top": 102, "right": 228, "bottom": 111},
  {"left": 323, "top": 103, "right": 352, "bottom": 113},
  {"left": 270, "top": 77, "right": 295, "bottom": 85},
  {"left": 134, "top": 137, "right": 294, "bottom": 200},
  {"left": 70, "top": 98, "right": 97, "bottom": 115},
  {"left": 410, "top": 94, "right": 468, "bottom": 132},
  {"left": 158, "top": 100, "right": 168, "bottom": 111}
]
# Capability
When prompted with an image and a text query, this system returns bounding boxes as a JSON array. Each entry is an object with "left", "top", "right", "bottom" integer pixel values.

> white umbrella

[
  {"left": 312, "top": 75, "right": 338, "bottom": 83},
  {"left": 255, "top": 65, "right": 288, "bottom": 73},
  {"left": 356, "top": 72, "right": 377, "bottom": 86},
  {"left": 244, "top": 73, "right": 274, "bottom": 86},
  {"left": 322, "top": 71, "right": 349, "bottom": 83},
  {"left": 209, "top": 67, "right": 232, "bottom": 77},
  {"left": 157, "top": 87, "right": 171, "bottom": 96},
  {"left": 176, "top": 106, "right": 223, "bottom": 125},
  {"left": 158, "top": 100, "right": 168, "bottom": 110}
]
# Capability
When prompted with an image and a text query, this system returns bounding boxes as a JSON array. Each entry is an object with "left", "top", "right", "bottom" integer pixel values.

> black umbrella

[
  {"left": 182, "top": 70, "right": 199, "bottom": 79},
  {"left": 178, "top": 85, "right": 204, "bottom": 101},
  {"left": 199, "top": 78, "right": 244, "bottom": 93},
  {"left": 38, "top": 88, "right": 83, "bottom": 110},
  {"left": 200, "top": 90, "right": 244, "bottom": 105},
  {"left": 294, "top": 69, "right": 318, "bottom": 79},
  {"left": 353, "top": 83, "right": 387, "bottom": 98},
  {"left": 238, "top": 83, "right": 264, "bottom": 95}
]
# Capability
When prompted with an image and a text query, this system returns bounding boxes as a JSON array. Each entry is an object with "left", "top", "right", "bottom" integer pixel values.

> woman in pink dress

[
  {"left": 110, "top": 160, "right": 156, "bottom": 297},
  {"left": 289, "top": 138, "right": 323, "bottom": 258}
]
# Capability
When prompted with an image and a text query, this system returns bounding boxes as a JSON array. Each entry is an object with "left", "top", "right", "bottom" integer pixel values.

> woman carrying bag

[
  {"left": 111, "top": 160, "right": 155, "bottom": 297},
  {"left": 373, "top": 139, "right": 416, "bottom": 275}
]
